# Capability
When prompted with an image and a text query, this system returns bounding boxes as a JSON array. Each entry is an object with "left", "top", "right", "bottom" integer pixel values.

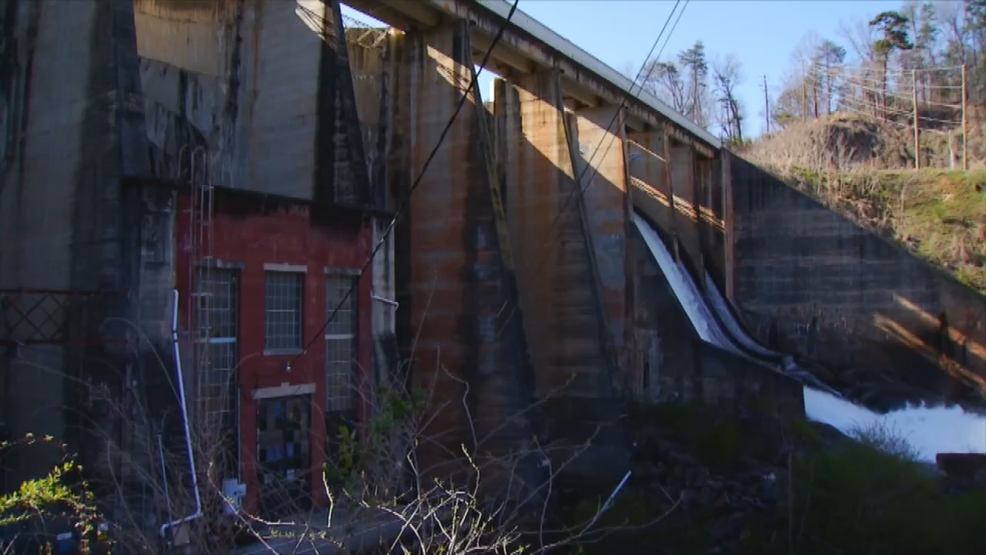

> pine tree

[
  {"left": 678, "top": 41, "right": 710, "bottom": 127},
  {"left": 870, "top": 11, "right": 915, "bottom": 115}
]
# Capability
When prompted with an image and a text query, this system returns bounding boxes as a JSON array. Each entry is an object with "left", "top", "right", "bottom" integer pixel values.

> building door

[{"left": 256, "top": 395, "right": 311, "bottom": 519}]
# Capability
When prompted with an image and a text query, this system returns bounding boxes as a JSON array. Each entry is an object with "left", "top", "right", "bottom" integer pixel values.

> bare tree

[
  {"left": 643, "top": 60, "right": 689, "bottom": 113},
  {"left": 817, "top": 40, "right": 847, "bottom": 114},
  {"left": 839, "top": 18, "right": 879, "bottom": 64},
  {"left": 838, "top": 19, "right": 883, "bottom": 113},
  {"left": 711, "top": 54, "right": 745, "bottom": 142},
  {"left": 770, "top": 71, "right": 809, "bottom": 129}
]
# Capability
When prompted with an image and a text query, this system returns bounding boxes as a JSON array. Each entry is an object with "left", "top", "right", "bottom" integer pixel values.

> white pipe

[
  {"left": 371, "top": 294, "right": 399, "bottom": 308},
  {"left": 584, "top": 470, "right": 632, "bottom": 531},
  {"left": 160, "top": 290, "right": 203, "bottom": 538}
]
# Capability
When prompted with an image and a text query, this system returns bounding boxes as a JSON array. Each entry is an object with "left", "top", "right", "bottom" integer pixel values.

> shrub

[
  {"left": 788, "top": 425, "right": 986, "bottom": 555},
  {"left": 0, "top": 435, "right": 107, "bottom": 554}
]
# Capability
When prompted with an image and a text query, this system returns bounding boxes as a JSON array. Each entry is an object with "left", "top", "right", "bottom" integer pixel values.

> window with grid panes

[
  {"left": 264, "top": 272, "right": 304, "bottom": 351},
  {"left": 325, "top": 274, "right": 358, "bottom": 412},
  {"left": 192, "top": 267, "right": 239, "bottom": 430}
]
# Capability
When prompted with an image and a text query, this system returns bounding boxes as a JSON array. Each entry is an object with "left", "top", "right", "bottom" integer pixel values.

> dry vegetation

[
  {"left": 739, "top": 111, "right": 986, "bottom": 293},
  {"left": 1, "top": 348, "right": 674, "bottom": 555}
]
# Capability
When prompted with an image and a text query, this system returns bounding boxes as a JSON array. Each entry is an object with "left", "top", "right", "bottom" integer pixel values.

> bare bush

[
  {"left": 847, "top": 420, "right": 919, "bottom": 462},
  {"left": 4, "top": 326, "right": 677, "bottom": 555}
]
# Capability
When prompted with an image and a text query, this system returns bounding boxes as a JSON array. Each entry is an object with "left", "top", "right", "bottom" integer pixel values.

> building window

[
  {"left": 192, "top": 267, "right": 239, "bottom": 431},
  {"left": 325, "top": 273, "right": 358, "bottom": 412},
  {"left": 264, "top": 271, "right": 304, "bottom": 352}
]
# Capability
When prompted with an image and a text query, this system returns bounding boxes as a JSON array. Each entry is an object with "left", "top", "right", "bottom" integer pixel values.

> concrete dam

[{"left": 1, "top": 0, "right": 985, "bottom": 520}]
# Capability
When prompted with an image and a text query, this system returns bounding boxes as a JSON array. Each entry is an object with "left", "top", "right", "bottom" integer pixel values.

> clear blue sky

[{"left": 342, "top": 0, "right": 903, "bottom": 138}]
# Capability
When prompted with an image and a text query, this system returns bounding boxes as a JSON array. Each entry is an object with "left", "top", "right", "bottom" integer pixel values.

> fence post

[
  {"left": 962, "top": 64, "right": 968, "bottom": 171},
  {"left": 912, "top": 70, "right": 919, "bottom": 170},
  {"left": 801, "top": 62, "right": 807, "bottom": 121}
]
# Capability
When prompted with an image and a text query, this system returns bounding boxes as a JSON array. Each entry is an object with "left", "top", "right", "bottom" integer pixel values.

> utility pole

[
  {"left": 913, "top": 70, "right": 920, "bottom": 170},
  {"left": 763, "top": 74, "right": 770, "bottom": 134},
  {"left": 962, "top": 64, "right": 968, "bottom": 171}
]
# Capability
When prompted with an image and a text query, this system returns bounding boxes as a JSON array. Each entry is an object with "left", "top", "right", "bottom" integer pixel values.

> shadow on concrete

[{"left": 728, "top": 155, "right": 986, "bottom": 411}]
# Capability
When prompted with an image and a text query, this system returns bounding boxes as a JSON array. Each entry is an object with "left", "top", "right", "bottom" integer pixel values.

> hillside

[{"left": 739, "top": 113, "right": 986, "bottom": 293}]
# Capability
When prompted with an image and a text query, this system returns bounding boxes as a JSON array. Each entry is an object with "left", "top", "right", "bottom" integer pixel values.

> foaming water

[{"left": 804, "top": 387, "right": 986, "bottom": 461}]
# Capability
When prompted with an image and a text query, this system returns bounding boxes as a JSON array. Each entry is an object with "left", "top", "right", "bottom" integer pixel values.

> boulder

[{"left": 934, "top": 453, "right": 986, "bottom": 479}]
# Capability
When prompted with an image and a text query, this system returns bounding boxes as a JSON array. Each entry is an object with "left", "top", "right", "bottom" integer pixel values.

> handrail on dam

[
  {"left": 465, "top": 0, "right": 721, "bottom": 148},
  {"left": 343, "top": 0, "right": 721, "bottom": 152}
]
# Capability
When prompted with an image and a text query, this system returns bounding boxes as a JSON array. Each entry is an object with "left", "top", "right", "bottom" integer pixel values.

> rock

[{"left": 935, "top": 453, "right": 986, "bottom": 479}]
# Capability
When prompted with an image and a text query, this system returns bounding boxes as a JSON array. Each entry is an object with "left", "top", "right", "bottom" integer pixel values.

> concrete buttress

[
  {"left": 396, "top": 22, "right": 537, "bottom": 485},
  {"left": 493, "top": 72, "right": 628, "bottom": 485},
  {"left": 571, "top": 106, "right": 632, "bottom": 376}
]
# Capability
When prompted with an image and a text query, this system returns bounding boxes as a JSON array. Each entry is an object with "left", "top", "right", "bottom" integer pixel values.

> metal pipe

[
  {"left": 370, "top": 294, "right": 399, "bottom": 308},
  {"left": 583, "top": 470, "right": 632, "bottom": 532},
  {"left": 159, "top": 290, "right": 203, "bottom": 538}
]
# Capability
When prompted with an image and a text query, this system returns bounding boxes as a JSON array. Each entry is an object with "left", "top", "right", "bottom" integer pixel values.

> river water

[{"left": 804, "top": 387, "right": 986, "bottom": 462}]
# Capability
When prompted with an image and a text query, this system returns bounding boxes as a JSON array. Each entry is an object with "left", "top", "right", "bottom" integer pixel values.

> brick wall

[{"left": 172, "top": 187, "right": 373, "bottom": 512}]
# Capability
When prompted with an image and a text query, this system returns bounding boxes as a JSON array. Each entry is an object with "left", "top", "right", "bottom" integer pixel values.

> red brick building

[{"left": 170, "top": 183, "right": 376, "bottom": 515}]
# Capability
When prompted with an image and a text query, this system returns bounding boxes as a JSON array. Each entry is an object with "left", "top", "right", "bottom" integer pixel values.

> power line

[
  {"left": 286, "top": 0, "right": 521, "bottom": 372},
  {"left": 493, "top": 0, "right": 691, "bottom": 339}
]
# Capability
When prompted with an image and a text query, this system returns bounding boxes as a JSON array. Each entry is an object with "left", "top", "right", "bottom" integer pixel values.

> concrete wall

[
  {"left": 139, "top": 57, "right": 221, "bottom": 147},
  {"left": 630, "top": 225, "right": 804, "bottom": 414},
  {"left": 370, "top": 216, "right": 399, "bottom": 387},
  {"left": 348, "top": 36, "right": 399, "bottom": 384},
  {"left": 728, "top": 153, "right": 986, "bottom": 395},
  {"left": 239, "top": 0, "right": 322, "bottom": 197},
  {"left": 132, "top": 0, "right": 228, "bottom": 77},
  {"left": 0, "top": 0, "right": 149, "bottom": 486},
  {"left": 133, "top": 0, "right": 374, "bottom": 207},
  {"left": 346, "top": 28, "right": 391, "bottom": 210}
]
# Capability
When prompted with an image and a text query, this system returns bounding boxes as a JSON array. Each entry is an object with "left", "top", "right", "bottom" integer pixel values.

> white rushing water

[
  {"left": 632, "top": 212, "right": 736, "bottom": 351},
  {"left": 804, "top": 387, "right": 986, "bottom": 462},
  {"left": 633, "top": 211, "right": 986, "bottom": 462}
]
